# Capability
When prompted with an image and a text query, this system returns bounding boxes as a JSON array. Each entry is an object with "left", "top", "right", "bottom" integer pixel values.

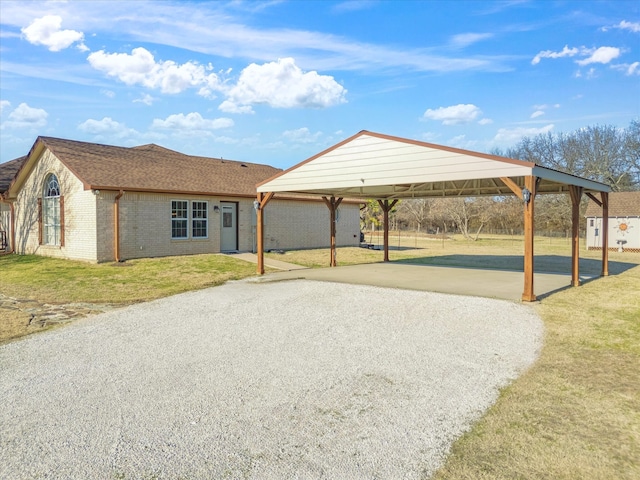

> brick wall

[
  {"left": 13, "top": 150, "right": 98, "bottom": 261},
  {"left": 263, "top": 198, "right": 361, "bottom": 250},
  {"left": 94, "top": 194, "right": 361, "bottom": 261}
]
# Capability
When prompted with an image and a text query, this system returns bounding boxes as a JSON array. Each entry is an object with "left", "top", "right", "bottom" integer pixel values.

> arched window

[{"left": 42, "top": 174, "right": 62, "bottom": 245}]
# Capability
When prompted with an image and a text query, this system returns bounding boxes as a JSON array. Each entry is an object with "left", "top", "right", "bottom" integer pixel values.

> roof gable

[
  {"left": 258, "top": 130, "right": 610, "bottom": 198},
  {"left": 7, "top": 137, "right": 282, "bottom": 198},
  {"left": 586, "top": 191, "right": 640, "bottom": 217}
]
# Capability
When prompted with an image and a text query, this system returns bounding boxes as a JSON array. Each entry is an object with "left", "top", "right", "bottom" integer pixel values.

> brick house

[
  {"left": 585, "top": 191, "right": 640, "bottom": 252},
  {"left": 0, "top": 137, "right": 361, "bottom": 262}
]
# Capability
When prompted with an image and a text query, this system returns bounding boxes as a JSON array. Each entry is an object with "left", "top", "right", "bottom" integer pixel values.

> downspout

[{"left": 114, "top": 190, "right": 124, "bottom": 262}]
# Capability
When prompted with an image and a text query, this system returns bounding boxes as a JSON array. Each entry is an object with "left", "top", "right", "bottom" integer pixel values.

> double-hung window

[
  {"left": 171, "top": 200, "right": 188, "bottom": 239},
  {"left": 192, "top": 201, "right": 208, "bottom": 238},
  {"left": 171, "top": 200, "right": 208, "bottom": 239}
]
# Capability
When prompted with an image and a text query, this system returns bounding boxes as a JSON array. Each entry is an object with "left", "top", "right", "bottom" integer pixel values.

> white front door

[{"left": 220, "top": 202, "right": 238, "bottom": 252}]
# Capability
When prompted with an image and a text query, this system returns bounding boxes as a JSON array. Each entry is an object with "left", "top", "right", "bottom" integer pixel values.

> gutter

[{"left": 114, "top": 190, "right": 124, "bottom": 262}]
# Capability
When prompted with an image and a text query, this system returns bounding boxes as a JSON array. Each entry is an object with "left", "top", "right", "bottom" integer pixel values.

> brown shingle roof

[
  {"left": 37, "top": 137, "right": 283, "bottom": 197},
  {"left": 0, "top": 156, "right": 27, "bottom": 194},
  {"left": 585, "top": 191, "right": 640, "bottom": 217}
]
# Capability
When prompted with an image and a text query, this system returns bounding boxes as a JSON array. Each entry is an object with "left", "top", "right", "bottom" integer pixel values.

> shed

[{"left": 585, "top": 191, "right": 640, "bottom": 252}]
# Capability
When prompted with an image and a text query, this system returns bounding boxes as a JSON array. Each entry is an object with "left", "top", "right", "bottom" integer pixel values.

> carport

[{"left": 256, "top": 131, "right": 611, "bottom": 301}]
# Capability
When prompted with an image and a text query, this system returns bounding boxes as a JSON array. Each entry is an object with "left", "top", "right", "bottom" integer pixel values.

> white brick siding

[{"left": 13, "top": 150, "right": 98, "bottom": 262}]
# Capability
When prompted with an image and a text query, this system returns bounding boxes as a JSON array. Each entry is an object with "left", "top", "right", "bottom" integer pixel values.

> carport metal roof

[
  {"left": 257, "top": 130, "right": 608, "bottom": 199},
  {"left": 255, "top": 130, "right": 611, "bottom": 302}
]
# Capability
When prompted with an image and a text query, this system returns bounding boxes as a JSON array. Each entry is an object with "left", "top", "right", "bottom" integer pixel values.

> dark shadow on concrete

[{"left": 394, "top": 254, "right": 637, "bottom": 276}]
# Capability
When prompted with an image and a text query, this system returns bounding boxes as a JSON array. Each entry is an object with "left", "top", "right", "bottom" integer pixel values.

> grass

[
  {"left": 2, "top": 235, "right": 639, "bottom": 478},
  {"left": 0, "top": 253, "right": 260, "bottom": 342},
  {"left": 432, "top": 263, "right": 640, "bottom": 480}
]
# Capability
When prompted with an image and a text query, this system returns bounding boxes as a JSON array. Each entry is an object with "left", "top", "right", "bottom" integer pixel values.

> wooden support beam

[
  {"left": 585, "top": 192, "right": 602, "bottom": 207},
  {"left": 601, "top": 192, "right": 609, "bottom": 276},
  {"left": 522, "top": 175, "right": 537, "bottom": 302},
  {"left": 323, "top": 196, "right": 343, "bottom": 267},
  {"left": 256, "top": 191, "right": 275, "bottom": 275},
  {"left": 499, "top": 177, "right": 523, "bottom": 199},
  {"left": 377, "top": 199, "right": 398, "bottom": 262},
  {"left": 569, "top": 185, "right": 583, "bottom": 287}
]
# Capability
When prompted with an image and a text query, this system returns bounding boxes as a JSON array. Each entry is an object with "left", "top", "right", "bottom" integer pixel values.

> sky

[{"left": 1, "top": 0, "right": 639, "bottom": 169}]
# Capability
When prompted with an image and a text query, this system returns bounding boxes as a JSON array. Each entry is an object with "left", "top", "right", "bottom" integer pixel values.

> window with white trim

[
  {"left": 43, "top": 174, "right": 61, "bottom": 245},
  {"left": 171, "top": 200, "right": 188, "bottom": 239},
  {"left": 192, "top": 201, "right": 208, "bottom": 238}
]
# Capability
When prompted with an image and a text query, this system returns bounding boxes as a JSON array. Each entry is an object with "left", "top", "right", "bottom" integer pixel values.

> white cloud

[
  {"left": 478, "top": 118, "right": 493, "bottom": 125},
  {"left": 100, "top": 89, "right": 115, "bottom": 99},
  {"left": 531, "top": 45, "right": 579, "bottom": 65},
  {"left": 222, "top": 58, "right": 347, "bottom": 112},
  {"left": 422, "top": 104, "right": 482, "bottom": 125},
  {"left": 21, "top": 15, "right": 87, "bottom": 52},
  {"left": 282, "top": 127, "right": 323, "bottom": 144},
  {"left": 1, "top": 103, "right": 48, "bottom": 129},
  {"left": 611, "top": 62, "right": 640, "bottom": 76},
  {"left": 78, "top": 117, "right": 137, "bottom": 138},
  {"left": 87, "top": 47, "right": 223, "bottom": 95},
  {"left": 150, "top": 112, "right": 234, "bottom": 134},
  {"left": 450, "top": 33, "right": 493, "bottom": 48},
  {"left": 218, "top": 100, "right": 255, "bottom": 114},
  {"left": 134, "top": 93, "right": 156, "bottom": 105},
  {"left": 0, "top": 100, "right": 10, "bottom": 114},
  {"left": 576, "top": 46, "right": 621, "bottom": 66},
  {"left": 493, "top": 124, "right": 554, "bottom": 144},
  {"left": 604, "top": 20, "right": 640, "bottom": 33},
  {"left": 530, "top": 110, "right": 545, "bottom": 119},
  {"left": 626, "top": 62, "right": 640, "bottom": 75}
]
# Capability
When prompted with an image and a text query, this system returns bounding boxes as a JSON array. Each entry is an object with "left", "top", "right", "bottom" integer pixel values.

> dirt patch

[{"left": 0, "top": 294, "right": 121, "bottom": 344}]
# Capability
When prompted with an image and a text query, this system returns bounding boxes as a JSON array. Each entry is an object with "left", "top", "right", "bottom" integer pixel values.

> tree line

[{"left": 361, "top": 121, "right": 640, "bottom": 239}]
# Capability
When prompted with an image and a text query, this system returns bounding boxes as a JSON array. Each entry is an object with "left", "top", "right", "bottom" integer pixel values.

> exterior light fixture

[
  {"left": 253, "top": 199, "right": 260, "bottom": 211},
  {"left": 213, "top": 205, "right": 220, "bottom": 212},
  {"left": 522, "top": 188, "right": 531, "bottom": 204}
]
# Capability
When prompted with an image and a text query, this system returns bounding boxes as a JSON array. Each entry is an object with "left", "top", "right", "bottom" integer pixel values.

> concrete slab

[
  {"left": 251, "top": 262, "right": 598, "bottom": 302},
  {"left": 226, "top": 252, "right": 308, "bottom": 271}
]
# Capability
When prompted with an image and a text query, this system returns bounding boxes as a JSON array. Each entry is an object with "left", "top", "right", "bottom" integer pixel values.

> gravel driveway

[{"left": 0, "top": 279, "right": 543, "bottom": 479}]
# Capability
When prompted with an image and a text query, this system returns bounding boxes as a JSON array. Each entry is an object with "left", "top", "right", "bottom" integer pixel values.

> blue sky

[{"left": 1, "top": 0, "right": 638, "bottom": 168}]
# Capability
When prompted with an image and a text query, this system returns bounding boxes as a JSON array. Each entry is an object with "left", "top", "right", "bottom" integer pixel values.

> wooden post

[
  {"left": 522, "top": 176, "right": 537, "bottom": 302},
  {"left": 569, "top": 186, "right": 583, "bottom": 287},
  {"left": 377, "top": 199, "right": 398, "bottom": 262},
  {"left": 323, "top": 196, "right": 343, "bottom": 267},
  {"left": 601, "top": 192, "right": 609, "bottom": 276},
  {"left": 256, "top": 192, "right": 274, "bottom": 274}
]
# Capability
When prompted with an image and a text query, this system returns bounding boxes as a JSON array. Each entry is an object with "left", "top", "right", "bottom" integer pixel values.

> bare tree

[
  {"left": 396, "top": 199, "right": 432, "bottom": 233},
  {"left": 509, "top": 121, "right": 640, "bottom": 192}
]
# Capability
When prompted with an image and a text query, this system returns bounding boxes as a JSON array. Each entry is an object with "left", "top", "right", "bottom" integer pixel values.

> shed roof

[
  {"left": 6, "top": 137, "right": 282, "bottom": 199},
  {"left": 585, "top": 191, "right": 640, "bottom": 217},
  {"left": 258, "top": 130, "right": 610, "bottom": 198}
]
